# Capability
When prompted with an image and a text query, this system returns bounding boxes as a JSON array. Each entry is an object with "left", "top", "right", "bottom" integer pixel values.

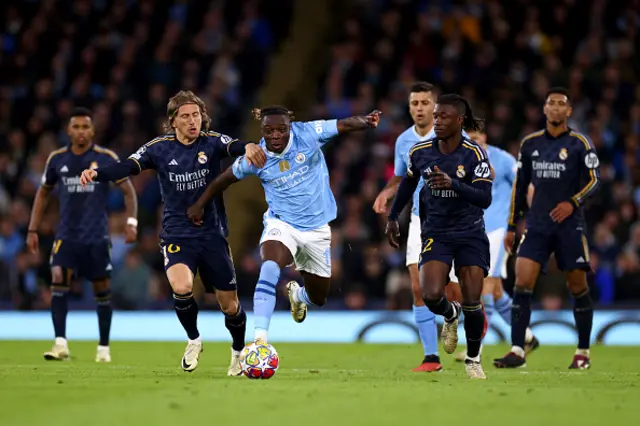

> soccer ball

[{"left": 240, "top": 341, "right": 279, "bottom": 379}]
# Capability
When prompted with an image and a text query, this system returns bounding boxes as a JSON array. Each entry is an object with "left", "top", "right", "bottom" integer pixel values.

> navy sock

[
  {"left": 51, "top": 287, "right": 69, "bottom": 338},
  {"left": 174, "top": 292, "right": 200, "bottom": 340},
  {"left": 225, "top": 306, "right": 247, "bottom": 352},
  {"left": 424, "top": 297, "right": 456, "bottom": 321},
  {"left": 462, "top": 303, "right": 484, "bottom": 358},
  {"left": 95, "top": 290, "right": 113, "bottom": 346},
  {"left": 572, "top": 290, "right": 593, "bottom": 350},
  {"left": 511, "top": 288, "right": 533, "bottom": 349}
]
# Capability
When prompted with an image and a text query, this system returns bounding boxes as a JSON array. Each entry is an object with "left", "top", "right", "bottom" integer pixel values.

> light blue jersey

[
  {"left": 484, "top": 145, "right": 517, "bottom": 232},
  {"left": 393, "top": 126, "right": 469, "bottom": 216},
  {"left": 232, "top": 120, "right": 339, "bottom": 231}
]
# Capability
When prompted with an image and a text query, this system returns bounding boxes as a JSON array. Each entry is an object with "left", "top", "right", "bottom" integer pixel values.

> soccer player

[
  {"left": 26, "top": 107, "right": 139, "bottom": 363},
  {"left": 187, "top": 106, "right": 380, "bottom": 344},
  {"left": 494, "top": 87, "right": 601, "bottom": 370},
  {"left": 386, "top": 94, "right": 491, "bottom": 379},
  {"left": 80, "top": 90, "right": 266, "bottom": 374},
  {"left": 453, "top": 128, "right": 538, "bottom": 362},
  {"left": 373, "top": 82, "right": 461, "bottom": 372}
]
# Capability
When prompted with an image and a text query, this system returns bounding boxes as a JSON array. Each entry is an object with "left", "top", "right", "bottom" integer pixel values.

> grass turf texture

[{"left": 1, "top": 342, "right": 638, "bottom": 426}]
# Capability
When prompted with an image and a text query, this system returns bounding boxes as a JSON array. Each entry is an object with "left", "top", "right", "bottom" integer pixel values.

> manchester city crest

[{"left": 295, "top": 153, "right": 306, "bottom": 164}]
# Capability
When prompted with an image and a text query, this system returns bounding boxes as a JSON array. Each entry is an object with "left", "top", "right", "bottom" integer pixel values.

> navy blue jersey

[
  {"left": 128, "top": 131, "right": 239, "bottom": 240},
  {"left": 508, "top": 129, "right": 601, "bottom": 233},
  {"left": 408, "top": 137, "right": 493, "bottom": 238},
  {"left": 42, "top": 145, "right": 124, "bottom": 243}
]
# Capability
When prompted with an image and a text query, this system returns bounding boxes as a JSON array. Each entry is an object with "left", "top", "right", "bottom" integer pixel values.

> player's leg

[
  {"left": 91, "top": 278, "right": 112, "bottom": 363},
  {"left": 199, "top": 237, "right": 247, "bottom": 376},
  {"left": 457, "top": 264, "right": 488, "bottom": 379},
  {"left": 557, "top": 230, "right": 593, "bottom": 369},
  {"left": 162, "top": 241, "right": 202, "bottom": 371},
  {"left": 44, "top": 264, "right": 73, "bottom": 361},
  {"left": 406, "top": 214, "right": 441, "bottom": 372},
  {"left": 493, "top": 284, "right": 539, "bottom": 354}
]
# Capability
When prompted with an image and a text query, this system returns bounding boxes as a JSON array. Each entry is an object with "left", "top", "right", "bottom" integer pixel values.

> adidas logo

[
  {"left": 532, "top": 150, "right": 539, "bottom": 157},
  {"left": 576, "top": 256, "right": 585, "bottom": 263},
  {"left": 60, "top": 165, "right": 69, "bottom": 172},
  {"left": 169, "top": 159, "right": 178, "bottom": 166}
]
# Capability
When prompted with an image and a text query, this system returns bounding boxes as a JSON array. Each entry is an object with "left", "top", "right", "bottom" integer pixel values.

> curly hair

[
  {"left": 163, "top": 90, "right": 211, "bottom": 133},
  {"left": 437, "top": 94, "right": 484, "bottom": 132},
  {"left": 251, "top": 105, "right": 295, "bottom": 121}
]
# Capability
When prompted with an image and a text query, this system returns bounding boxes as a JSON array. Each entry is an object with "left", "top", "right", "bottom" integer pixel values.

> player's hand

[
  {"left": 550, "top": 201, "right": 574, "bottom": 223},
  {"left": 427, "top": 166, "right": 452, "bottom": 189},
  {"left": 504, "top": 231, "right": 516, "bottom": 254},
  {"left": 26, "top": 232, "right": 39, "bottom": 255},
  {"left": 366, "top": 110, "right": 382, "bottom": 128},
  {"left": 245, "top": 143, "right": 266, "bottom": 168},
  {"left": 80, "top": 169, "right": 97, "bottom": 187},
  {"left": 124, "top": 225, "right": 137, "bottom": 243},
  {"left": 385, "top": 220, "right": 401, "bottom": 248},
  {"left": 187, "top": 204, "right": 204, "bottom": 226},
  {"left": 373, "top": 187, "right": 394, "bottom": 214}
]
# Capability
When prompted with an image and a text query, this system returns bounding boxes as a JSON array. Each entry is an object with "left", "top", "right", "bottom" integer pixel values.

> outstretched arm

[
  {"left": 337, "top": 110, "right": 381, "bottom": 133},
  {"left": 187, "top": 167, "right": 240, "bottom": 225}
]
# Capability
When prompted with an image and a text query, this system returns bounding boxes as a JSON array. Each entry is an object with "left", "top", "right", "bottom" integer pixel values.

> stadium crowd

[{"left": 1, "top": 0, "right": 639, "bottom": 311}]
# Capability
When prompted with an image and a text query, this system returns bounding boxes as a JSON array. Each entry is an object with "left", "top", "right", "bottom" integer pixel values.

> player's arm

[
  {"left": 385, "top": 151, "right": 420, "bottom": 248},
  {"left": 187, "top": 155, "right": 256, "bottom": 225},
  {"left": 507, "top": 144, "right": 532, "bottom": 231},
  {"left": 373, "top": 135, "right": 406, "bottom": 214},
  {"left": 27, "top": 152, "right": 60, "bottom": 254},
  {"left": 428, "top": 158, "right": 493, "bottom": 209},
  {"left": 214, "top": 133, "right": 266, "bottom": 167},
  {"left": 80, "top": 143, "right": 155, "bottom": 186},
  {"left": 116, "top": 179, "right": 139, "bottom": 243},
  {"left": 336, "top": 110, "right": 381, "bottom": 134}
]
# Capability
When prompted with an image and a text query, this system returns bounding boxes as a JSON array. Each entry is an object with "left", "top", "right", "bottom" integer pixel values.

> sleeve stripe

[
  {"left": 93, "top": 146, "right": 119, "bottom": 161},
  {"left": 472, "top": 178, "right": 492, "bottom": 183},
  {"left": 570, "top": 131, "right": 593, "bottom": 151},
  {"left": 130, "top": 158, "right": 142, "bottom": 171},
  {"left": 462, "top": 141, "right": 485, "bottom": 161},
  {"left": 572, "top": 169, "right": 599, "bottom": 204},
  {"left": 408, "top": 142, "right": 432, "bottom": 156},
  {"left": 226, "top": 139, "right": 240, "bottom": 154}
]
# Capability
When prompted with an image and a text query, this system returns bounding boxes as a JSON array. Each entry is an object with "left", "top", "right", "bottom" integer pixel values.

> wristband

[{"left": 127, "top": 217, "right": 138, "bottom": 227}]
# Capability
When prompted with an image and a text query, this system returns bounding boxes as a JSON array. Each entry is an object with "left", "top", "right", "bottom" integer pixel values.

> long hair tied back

[
  {"left": 437, "top": 94, "right": 484, "bottom": 132},
  {"left": 252, "top": 105, "right": 295, "bottom": 121}
]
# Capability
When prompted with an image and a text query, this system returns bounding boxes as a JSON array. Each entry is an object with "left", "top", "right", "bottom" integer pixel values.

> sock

[
  {"left": 525, "top": 327, "right": 533, "bottom": 344},
  {"left": 174, "top": 292, "right": 200, "bottom": 340},
  {"left": 424, "top": 297, "right": 456, "bottom": 321},
  {"left": 253, "top": 260, "right": 280, "bottom": 340},
  {"left": 294, "top": 286, "right": 313, "bottom": 305},
  {"left": 511, "top": 288, "right": 533, "bottom": 350},
  {"left": 572, "top": 290, "right": 593, "bottom": 350},
  {"left": 462, "top": 303, "right": 484, "bottom": 358},
  {"left": 94, "top": 290, "right": 113, "bottom": 347},
  {"left": 495, "top": 292, "right": 513, "bottom": 325},
  {"left": 225, "top": 306, "right": 247, "bottom": 352},
  {"left": 413, "top": 305, "right": 438, "bottom": 356},
  {"left": 51, "top": 287, "right": 69, "bottom": 339},
  {"left": 481, "top": 294, "right": 495, "bottom": 324}
]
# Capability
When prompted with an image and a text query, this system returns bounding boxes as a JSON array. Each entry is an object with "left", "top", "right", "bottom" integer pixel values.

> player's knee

[
  {"left": 51, "top": 267, "right": 64, "bottom": 285},
  {"left": 421, "top": 287, "right": 445, "bottom": 304},
  {"left": 220, "top": 297, "right": 239, "bottom": 315},
  {"left": 171, "top": 280, "right": 193, "bottom": 296},
  {"left": 566, "top": 276, "right": 588, "bottom": 294},
  {"left": 92, "top": 279, "right": 110, "bottom": 293}
]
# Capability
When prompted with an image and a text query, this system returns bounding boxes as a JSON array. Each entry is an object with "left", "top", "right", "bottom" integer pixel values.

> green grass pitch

[{"left": 1, "top": 341, "right": 638, "bottom": 426}]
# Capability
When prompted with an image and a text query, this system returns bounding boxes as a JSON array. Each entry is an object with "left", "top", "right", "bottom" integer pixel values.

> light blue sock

[
  {"left": 481, "top": 294, "right": 495, "bottom": 324},
  {"left": 495, "top": 292, "right": 512, "bottom": 325},
  {"left": 413, "top": 305, "right": 438, "bottom": 356},
  {"left": 253, "top": 260, "right": 280, "bottom": 339},
  {"left": 295, "top": 286, "right": 314, "bottom": 305}
]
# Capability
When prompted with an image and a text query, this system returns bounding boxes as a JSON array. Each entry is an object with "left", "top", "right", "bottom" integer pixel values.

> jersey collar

[
  {"left": 544, "top": 127, "right": 572, "bottom": 140},
  {"left": 265, "top": 131, "right": 294, "bottom": 158},
  {"left": 412, "top": 125, "right": 433, "bottom": 141}
]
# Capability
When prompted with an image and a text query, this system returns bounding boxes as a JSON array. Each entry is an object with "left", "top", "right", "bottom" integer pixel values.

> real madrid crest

[
  {"left": 559, "top": 148, "right": 568, "bottom": 160},
  {"left": 198, "top": 151, "right": 208, "bottom": 164},
  {"left": 456, "top": 165, "right": 466, "bottom": 178},
  {"left": 90, "top": 161, "right": 98, "bottom": 170},
  {"left": 295, "top": 152, "right": 306, "bottom": 164}
]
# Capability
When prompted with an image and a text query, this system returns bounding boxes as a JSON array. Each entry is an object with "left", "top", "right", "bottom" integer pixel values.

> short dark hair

[
  {"left": 252, "top": 105, "right": 295, "bottom": 121},
  {"left": 70, "top": 107, "right": 93, "bottom": 119},
  {"left": 545, "top": 87, "right": 571, "bottom": 104},
  {"left": 436, "top": 93, "right": 484, "bottom": 132},
  {"left": 410, "top": 82, "right": 435, "bottom": 94}
]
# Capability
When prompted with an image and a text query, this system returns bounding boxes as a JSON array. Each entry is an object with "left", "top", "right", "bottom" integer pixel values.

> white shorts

[
  {"left": 487, "top": 227, "right": 508, "bottom": 279},
  {"left": 406, "top": 214, "right": 458, "bottom": 283},
  {"left": 260, "top": 217, "right": 332, "bottom": 278}
]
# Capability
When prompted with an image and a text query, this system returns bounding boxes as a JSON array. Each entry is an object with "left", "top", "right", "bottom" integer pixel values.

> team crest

[
  {"left": 279, "top": 160, "right": 291, "bottom": 172},
  {"left": 90, "top": 161, "right": 98, "bottom": 170},
  {"left": 456, "top": 165, "right": 466, "bottom": 178},
  {"left": 559, "top": 148, "right": 568, "bottom": 160},
  {"left": 197, "top": 151, "right": 208, "bottom": 164},
  {"left": 295, "top": 153, "right": 306, "bottom": 164}
]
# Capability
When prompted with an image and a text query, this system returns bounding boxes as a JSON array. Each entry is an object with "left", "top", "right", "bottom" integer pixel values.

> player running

[
  {"left": 187, "top": 106, "right": 380, "bottom": 344},
  {"left": 27, "top": 107, "right": 139, "bottom": 363},
  {"left": 80, "top": 91, "right": 266, "bottom": 374},
  {"left": 454, "top": 128, "right": 539, "bottom": 362},
  {"left": 386, "top": 94, "right": 491, "bottom": 379},
  {"left": 494, "top": 87, "right": 601, "bottom": 370}
]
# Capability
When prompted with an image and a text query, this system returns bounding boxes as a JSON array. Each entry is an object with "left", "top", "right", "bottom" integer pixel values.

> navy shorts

[
  {"left": 161, "top": 236, "right": 237, "bottom": 292},
  {"left": 49, "top": 239, "right": 112, "bottom": 281},
  {"left": 517, "top": 226, "right": 591, "bottom": 272},
  {"left": 419, "top": 231, "right": 490, "bottom": 277}
]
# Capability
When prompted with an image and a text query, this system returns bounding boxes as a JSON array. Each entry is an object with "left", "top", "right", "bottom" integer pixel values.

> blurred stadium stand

[{"left": 1, "top": 0, "right": 639, "bottom": 313}]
